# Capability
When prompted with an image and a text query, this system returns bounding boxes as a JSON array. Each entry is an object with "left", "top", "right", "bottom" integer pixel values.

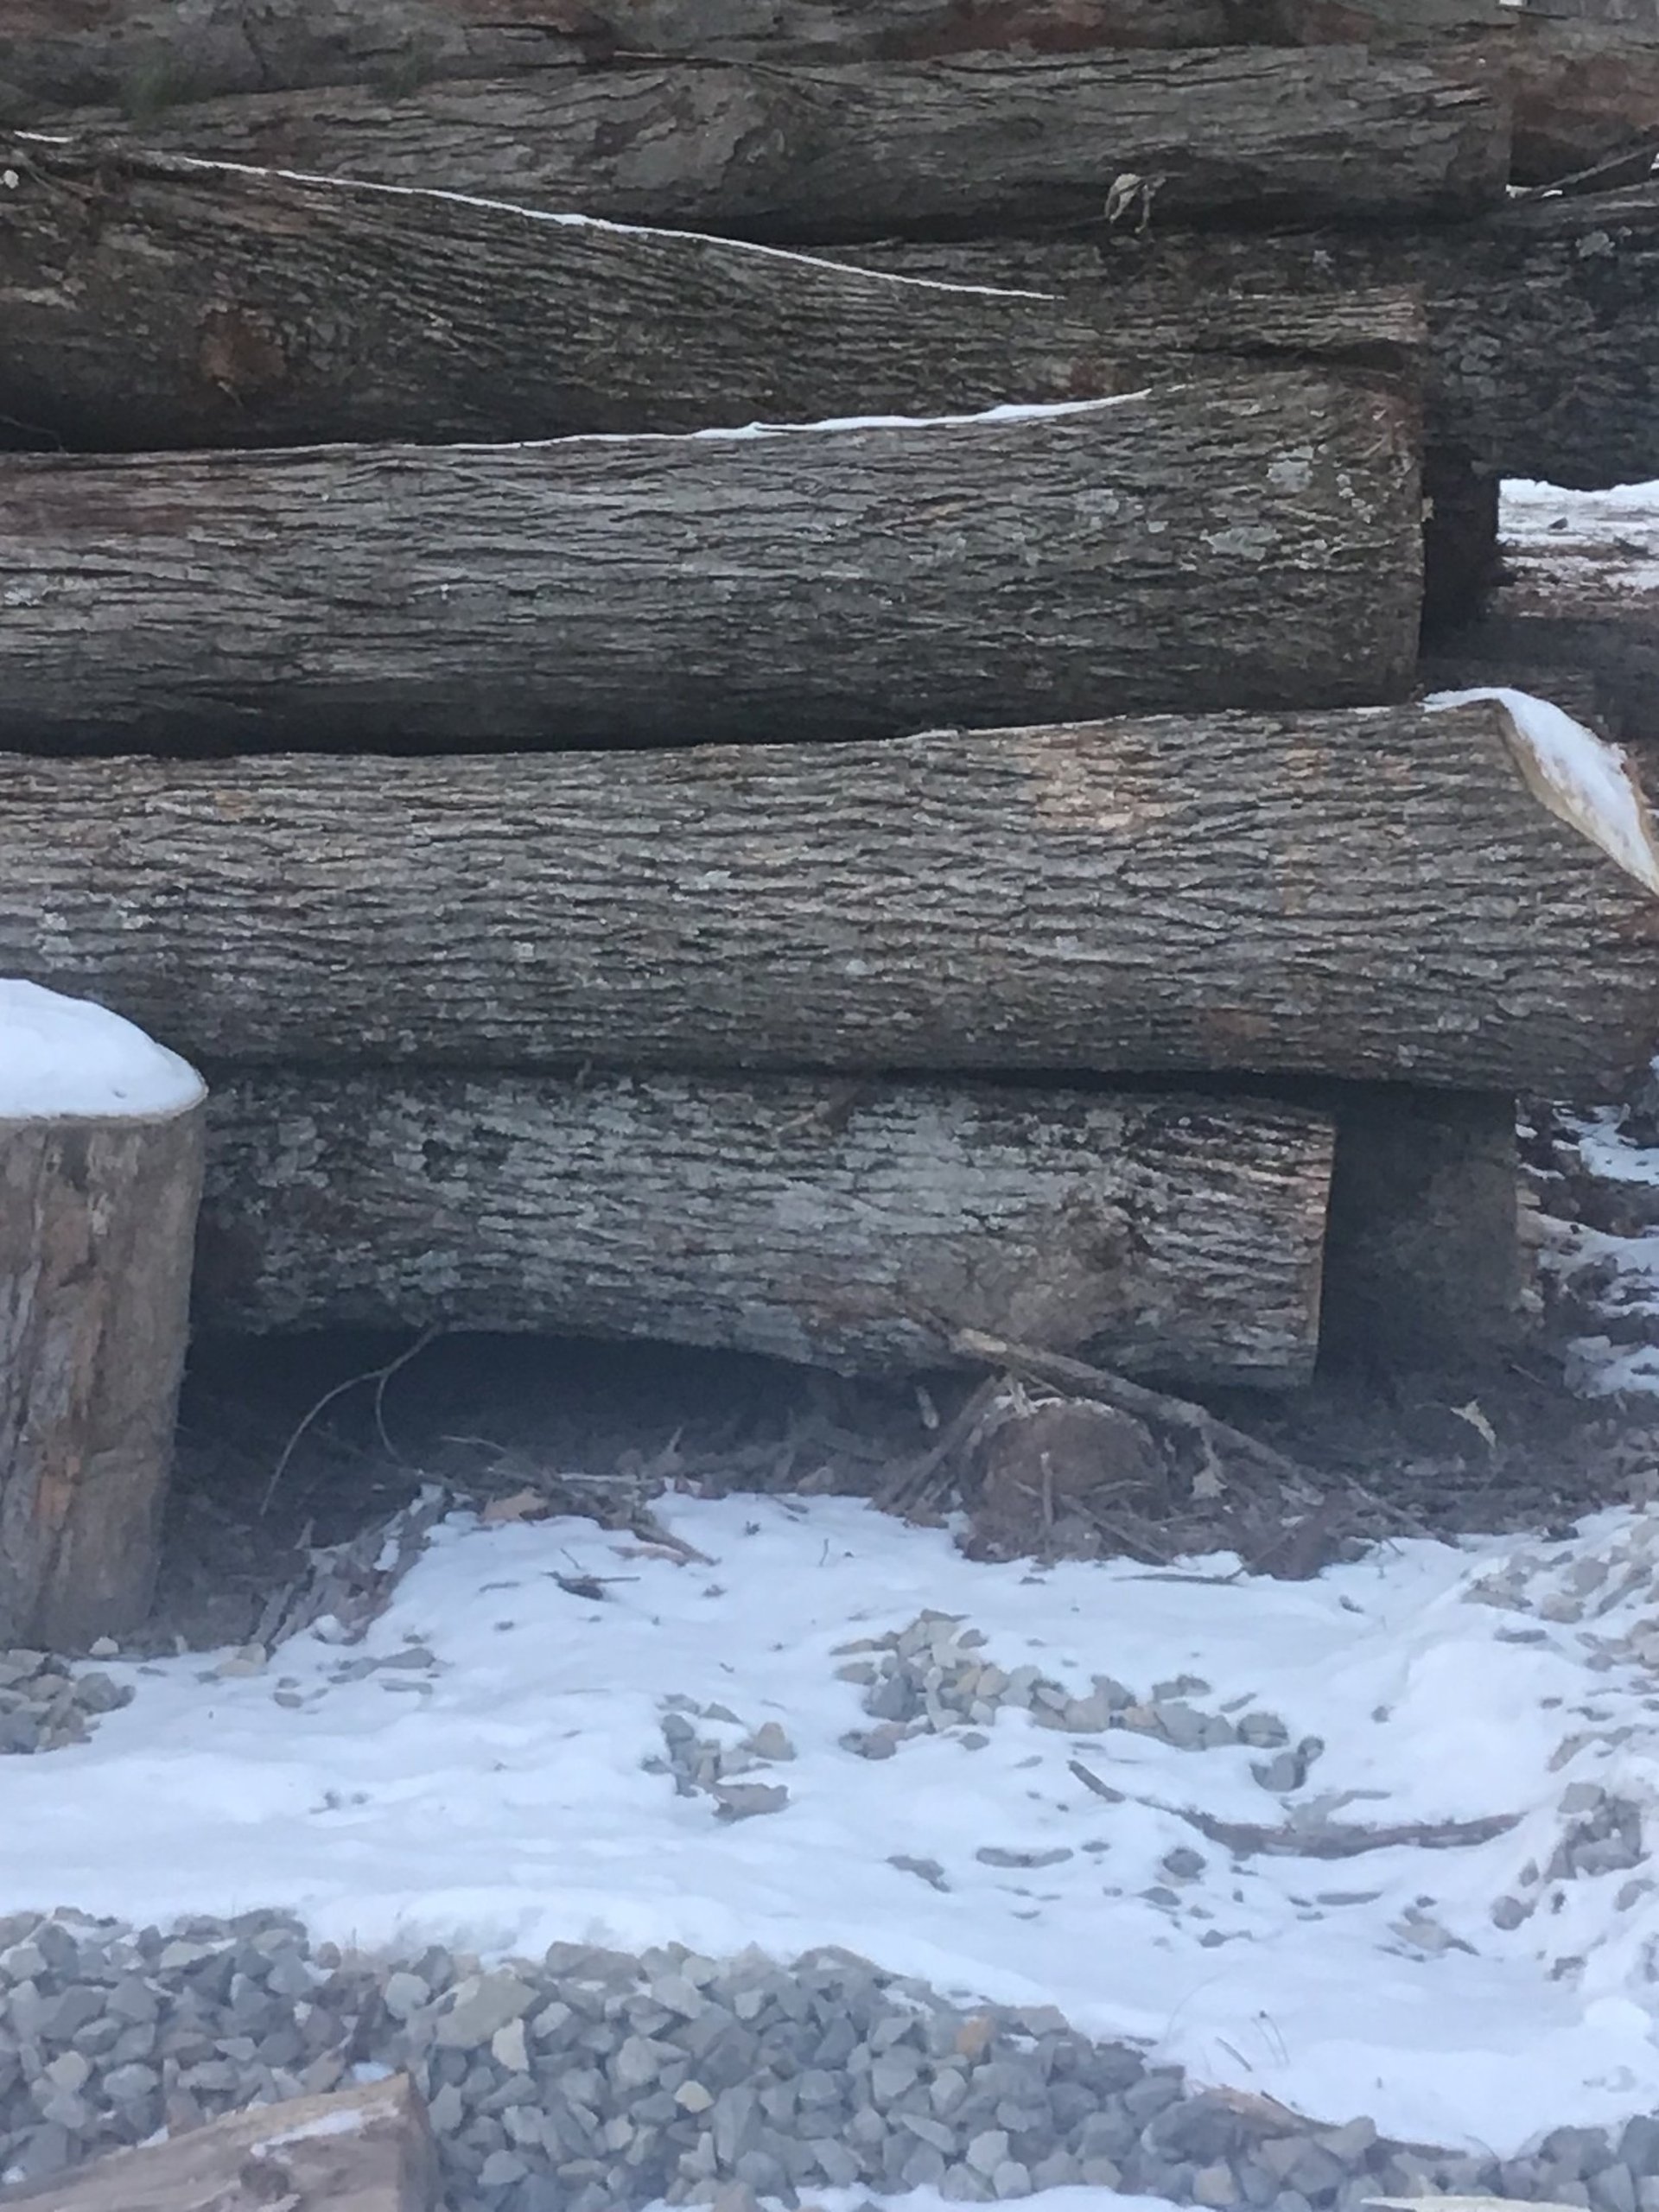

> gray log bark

[
  {"left": 35, "top": 45, "right": 1510, "bottom": 240},
  {"left": 852, "top": 181, "right": 1659, "bottom": 490},
  {"left": 0, "top": 1091, "right": 204, "bottom": 1650},
  {"left": 194, "top": 1072, "right": 1334, "bottom": 1386},
  {"left": 10, "top": 0, "right": 1648, "bottom": 188},
  {"left": 0, "top": 0, "right": 1475, "bottom": 115},
  {"left": 0, "top": 138, "right": 1424, "bottom": 453},
  {"left": 7, "top": 701, "right": 1656, "bottom": 1092},
  {"left": 0, "top": 381, "right": 1422, "bottom": 749}
]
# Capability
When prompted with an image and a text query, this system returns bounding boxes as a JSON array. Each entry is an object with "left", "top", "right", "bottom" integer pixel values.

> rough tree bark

[
  {"left": 0, "top": 1082, "right": 204, "bottom": 1650},
  {"left": 34, "top": 45, "right": 1510, "bottom": 240},
  {"left": 853, "top": 181, "right": 1659, "bottom": 490},
  {"left": 10, "top": 1, "right": 1652, "bottom": 187},
  {"left": 6, "top": 701, "right": 1656, "bottom": 1092},
  {"left": 0, "top": 2075, "right": 438, "bottom": 2211},
  {"left": 0, "top": 139, "right": 1423, "bottom": 453},
  {"left": 0, "top": 0, "right": 1503, "bottom": 115},
  {"left": 194, "top": 1073, "right": 1334, "bottom": 1386},
  {"left": 0, "top": 381, "right": 1421, "bottom": 749}
]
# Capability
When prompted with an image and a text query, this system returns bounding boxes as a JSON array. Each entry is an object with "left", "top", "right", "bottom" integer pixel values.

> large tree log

[
  {"left": 194, "top": 1072, "right": 1334, "bottom": 1385},
  {"left": 0, "top": 0, "right": 1504, "bottom": 117},
  {"left": 852, "top": 182, "right": 1659, "bottom": 490},
  {"left": 10, "top": 0, "right": 1649, "bottom": 188},
  {"left": 32, "top": 44, "right": 1510, "bottom": 240},
  {"left": 0, "top": 138, "right": 1424, "bottom": 453},
  {"left": 6, "top": 701, "right": 1656, "bottom": 1092},
  {"left": 0, "top": 2075, "right": 438, "bottom": 2211},
  {"left": 0, "top": 985, "right": 204, "bottom": 1651},
  {"left": 0, "top": 385, "right": 1421, "bottom": 750}
]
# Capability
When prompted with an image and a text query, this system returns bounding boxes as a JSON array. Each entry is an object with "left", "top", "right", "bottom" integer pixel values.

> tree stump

[{"left": 0, "top": 982, "right": 205, "bottom": 1650}]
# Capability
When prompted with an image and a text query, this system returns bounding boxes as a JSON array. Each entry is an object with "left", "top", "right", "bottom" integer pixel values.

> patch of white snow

[{"left": 0, "top": 979, "right": 204, "bottom": 1120}]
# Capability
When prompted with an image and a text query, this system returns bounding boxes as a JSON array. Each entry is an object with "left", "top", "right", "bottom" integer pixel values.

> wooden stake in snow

[
  {"left": 0, "top": 2072, "right": 437, "bottom": 2209},
  {"left": 0, "top": 982, "right": 204, "bottom": 1649}
]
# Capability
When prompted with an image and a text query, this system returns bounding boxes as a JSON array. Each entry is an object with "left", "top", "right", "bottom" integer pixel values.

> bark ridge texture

[
  {"left": 5, "top": 701, "right": 1656, "bottom": 1092},
  {"left": 0, "top": 382, "right": 1422, "bottom": 749},
  {"left": 855, "top": 183, "right": 1659, "bottom": 491},
  {"left": 36, "top": 45, "right": 1510, "bottom": 240},
  {"left": 0, "top": 140, "right": 1423, "bottom": 453},
  {"left": 196, "top": 1072, "right": 1333, "bottom": 1386}
]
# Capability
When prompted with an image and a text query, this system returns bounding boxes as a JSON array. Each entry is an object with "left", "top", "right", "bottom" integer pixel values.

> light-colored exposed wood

[
  {"left": 1, "top": 1087, "right": 204, "bottom": 1650},
  {"left": 0, "top": 2074, "right": 437, "bottom": 2210}
]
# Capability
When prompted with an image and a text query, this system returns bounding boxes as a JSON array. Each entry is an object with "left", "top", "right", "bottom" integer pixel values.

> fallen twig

[
  {"left": 261, "top": 1326, "right": 443, "bottom": 1516},
  {"left": 1161, "top": 1805, "right": 1518, "bottom": 1859},
  {"left": 877, "top": 1374, "right": 1004, "bottom": 1515}
]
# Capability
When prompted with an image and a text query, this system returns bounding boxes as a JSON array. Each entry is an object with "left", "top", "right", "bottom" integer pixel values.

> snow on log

[
  {"left": 194, "top": 1072, "right": 1334, "bottom": 1386},
  {"left": 34, "top": 45, "right": 1510, "bottom": 242},
  {"left": 0, "top": 2073, "right": 438, "bottom": 2210},
  {"left": 5, "top": 699, "right": 1656, "bottom": 1093},
  {"left": 0, "top": 982, "right": 204, "bottom": 1650},
  {"left": 855, "top": 182, "right": 1659, "bottom": 491},
  {"left": 1440, "top": 483, "right": 1659, "bottom": 765},
  {"left": 0, "top": 384, "right": 1421, "bottom": 749},
  {"left": 0, "top": 138, "right": 1423, "bottom": 454}
]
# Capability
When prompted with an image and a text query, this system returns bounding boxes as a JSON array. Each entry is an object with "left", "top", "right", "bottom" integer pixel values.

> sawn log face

[
  {"left": 195, "top": 1072, "right": 1333, "bottom": 1386},
  {"left": 4, "top": 702, "right": 1656, "bottom": 1092}
]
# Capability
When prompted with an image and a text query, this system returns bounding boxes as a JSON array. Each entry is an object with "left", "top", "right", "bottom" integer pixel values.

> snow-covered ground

[
  {"left": 10, "top": 1492, "right": 1659, "bottom": 2161},
  {"left": 1541, "top": 1096, "right": 1659, "bottom": 1396}
]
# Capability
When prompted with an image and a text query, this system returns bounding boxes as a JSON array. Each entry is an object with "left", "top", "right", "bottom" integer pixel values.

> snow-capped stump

[
  {"left": 0, "top": 982, "right": 205, "bottom": 1651},
  {"left": 0, "top": 381, "right": 1421, "bottom": 749},
  {"left": 0, "top": 2072, "right": 438, "bottom": 2210}
]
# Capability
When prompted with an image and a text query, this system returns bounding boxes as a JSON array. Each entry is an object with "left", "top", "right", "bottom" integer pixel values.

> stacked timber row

[{"left": 1, "top": 0, "right": 1656, "bottom": 1392}]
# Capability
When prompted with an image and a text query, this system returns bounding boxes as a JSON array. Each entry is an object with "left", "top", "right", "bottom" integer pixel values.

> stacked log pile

[{"left": 1, "top": 0, "right": 1656, "bottom": 1395}]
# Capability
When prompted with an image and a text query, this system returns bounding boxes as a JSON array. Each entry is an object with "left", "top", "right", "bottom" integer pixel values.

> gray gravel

[
  {"left": 0, "top": 1649, "right": 134, "bottom": 1755},
  {"left": 0, "top": 1909, "right": 1649, "bottom": 2212},
  {"left": 835, "top": 1612, "right": 1306, "bottom": 1783}
]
